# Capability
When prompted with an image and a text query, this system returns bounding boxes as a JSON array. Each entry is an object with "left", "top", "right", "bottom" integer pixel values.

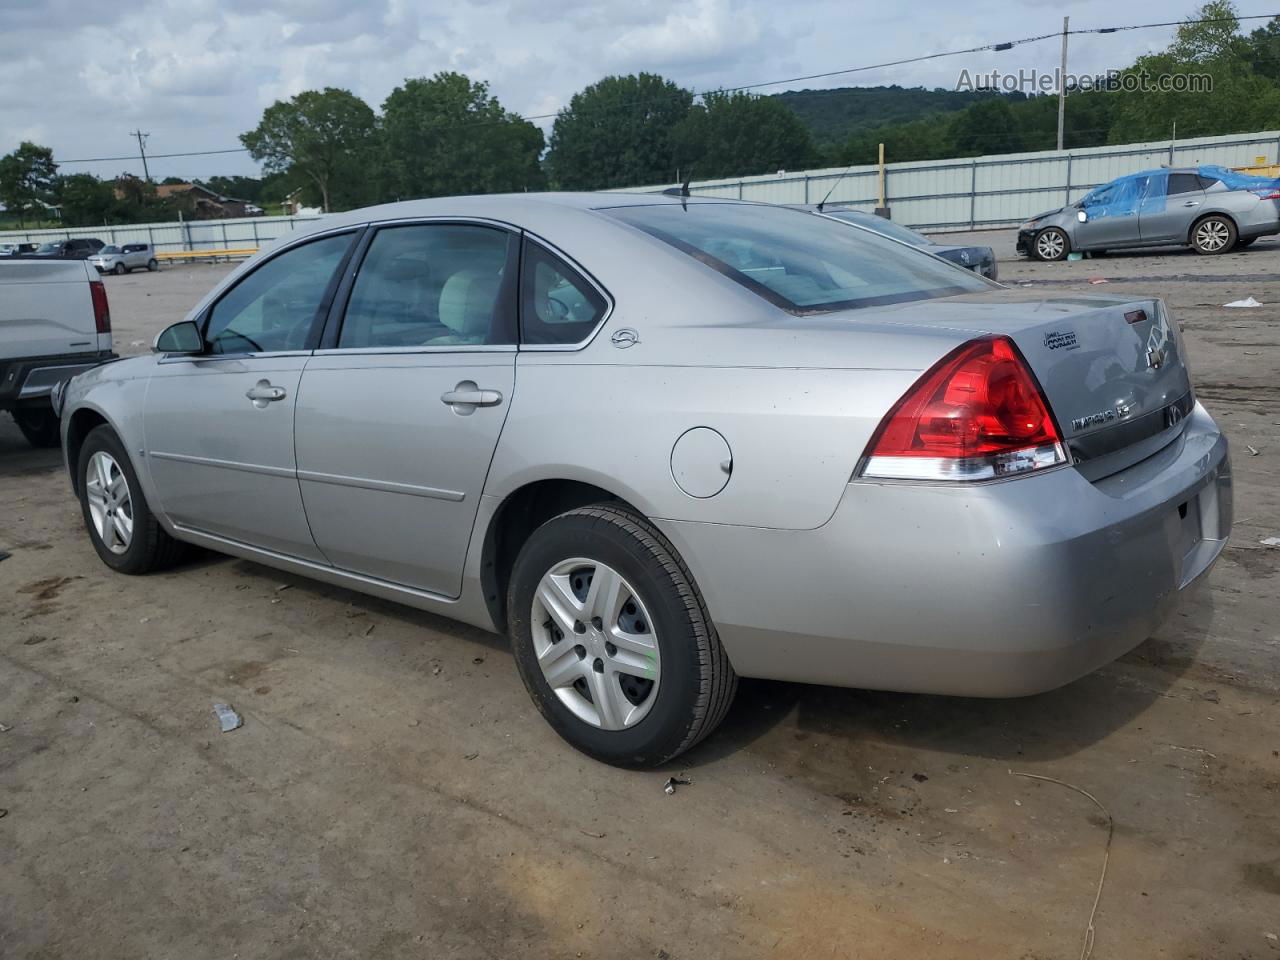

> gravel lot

[{"left": 2, "top": 239, "right": 1279, "bottom": 959}]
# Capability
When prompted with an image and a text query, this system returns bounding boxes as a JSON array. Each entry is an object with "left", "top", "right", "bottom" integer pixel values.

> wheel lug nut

[
  {"left": 605, "top": 642, "right": 617, "bottom": 657},
  {"left": 573, "top": 620, "right": 586, "bottom": 634},
  {"left": 592, "top": 658, "right": 604, "bottom": 673}
]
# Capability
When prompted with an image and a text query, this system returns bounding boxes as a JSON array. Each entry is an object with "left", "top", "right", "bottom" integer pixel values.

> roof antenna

[{"left": 817, "top": 162, "right": 857, "bottom": 212}]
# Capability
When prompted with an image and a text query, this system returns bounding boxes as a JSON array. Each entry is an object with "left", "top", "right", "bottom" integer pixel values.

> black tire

[
  {"left": 77, "top": 425, "right": 185, "bottom": 574},
  {"left": 1235, "top": 236, "right": 1257, "bottom": 249},
  {"left": 147, "top": 259, "right": 158, "bottom": 271},
  {"left": 113, "top": 262, "right": 126, "bottom": 275},
  {"left": 1033, "top": 227, "right": 1070, "bottom": 261},
  {"left": 507, "top": 503, "right": 737, "bottom": 767},
  {"left": 1190, "top": 214, "right": 1237, "bottom": 255},
  {"left": 13, "top": 405, "right": 60, "bottom": 447}
]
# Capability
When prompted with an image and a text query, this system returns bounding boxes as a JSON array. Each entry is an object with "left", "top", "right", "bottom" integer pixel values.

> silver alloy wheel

[
  {"left": 85, "top": 451, "right": 133, "bottom": 554},
  {"left": 531, "top": 557, "right": 660, "bottom": 730},
  {"left": 1195, "top": 219, "right": 1230, "bottom": 251},
  {"left": 1035, "top": 230, "right": 1065, "bottom": 260}
]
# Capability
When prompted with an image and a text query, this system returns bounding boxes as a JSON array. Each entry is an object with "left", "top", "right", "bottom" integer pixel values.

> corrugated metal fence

[
  {"left": 613, "top": 129, "right": 1280, "bottom": 232},
  {"left": 4, "top": 130, "right": 1278, "bottom": 246},
  {"left": 0, "top": 213, "right": 325, "bottom": 254}
]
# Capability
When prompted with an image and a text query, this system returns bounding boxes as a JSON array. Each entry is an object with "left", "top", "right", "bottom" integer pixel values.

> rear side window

[
  {"left": 1197, "top": 174, "right": 1220, "bottom": 190},
  {"left": 1168, "top": 173, "right": 1204, "bottom": 196},
  {"left": 205, "top": 232, "right": 353, "bottom": 354},
  {"left": 603, "top": 202, "right": 987, "bottom": 313},
  {"left": 338, "top": 223, "right": 515, "bottom": 349},
  {"left": 519, "top": 242, "right": 608, "bottom": 345}
]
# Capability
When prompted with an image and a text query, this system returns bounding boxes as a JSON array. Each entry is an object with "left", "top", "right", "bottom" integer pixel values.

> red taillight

[
  {"left": 860, "top": 335, "right": 1065, "bottom": 481},
  {"left": 1261, "top": 191, "right": 1280, "bottom": 200},
  {"left": 89, "top": 280, "right": 110, "bottom": 334}
]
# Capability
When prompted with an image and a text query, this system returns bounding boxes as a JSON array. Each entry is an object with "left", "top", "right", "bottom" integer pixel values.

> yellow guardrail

[{"left": 156, "top": 248, "right": 259, "bottom": 264}]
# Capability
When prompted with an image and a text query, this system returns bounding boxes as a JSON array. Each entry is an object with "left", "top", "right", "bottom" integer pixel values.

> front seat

[{"left": 430, "top": 269, "right": 501, "bottom": 345}]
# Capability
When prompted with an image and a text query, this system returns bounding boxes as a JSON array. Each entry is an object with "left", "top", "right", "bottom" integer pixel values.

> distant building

[{"left": 113, "top": 177, "right": 262, "bottom": 219}]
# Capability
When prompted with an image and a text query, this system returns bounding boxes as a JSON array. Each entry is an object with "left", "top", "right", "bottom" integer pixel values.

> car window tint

[
  {"left": 603, "top": 202, "right": 987, "bottom": 314},
  {"left": 338, "top": 224, "right": 513, "bottom": 349},
  {"left": 520, "top": 242, "right": 608, "bottom": 345},
  {"left": 1197, "top": 174, "right": 1220, "bottom": 190},
  {"left": 205, "top": 232, "right": 352, "bottom": 355},
  {"left": 1168, "top": 173, "right": 1203, "bottom": 196}
]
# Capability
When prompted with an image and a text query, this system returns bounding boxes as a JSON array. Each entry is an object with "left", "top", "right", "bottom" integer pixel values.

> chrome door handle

[
  {"left": 1183, "top": 200, "right": 1200, "bottom": 206},
  {"left": 245, "top": 379, "right": 287, "bottom": 408},
  {"left": 441, "top": 381, "right": 503, "bottom": 415}
]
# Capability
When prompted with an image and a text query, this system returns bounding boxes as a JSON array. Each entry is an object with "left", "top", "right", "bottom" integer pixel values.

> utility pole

[
  {"left": 130, "top": 130, "right": 151, "bottom": 182},
  {"left": 1056, "top": 16, "right": 1069, "bottom": 152}
]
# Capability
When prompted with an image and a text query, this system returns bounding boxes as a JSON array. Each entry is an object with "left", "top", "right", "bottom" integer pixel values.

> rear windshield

[
  {"left": 602, "top": 202, "right": 988, "bottom": 313},
  {"left": 821, "top": 210, "right": 929, "bottom": 247}
]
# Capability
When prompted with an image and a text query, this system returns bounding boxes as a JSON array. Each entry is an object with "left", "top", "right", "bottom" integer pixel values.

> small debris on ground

[
  {"left": 912, "top": 773, "right": 929, "bottom": 783},
  {"left": 1087, "top": 276, "right": 1109, "bottom": 284},
  {"left": 0, "top": 722, "right": 12, "bottom": 733},
  {"left": 663, "top": 776, "right": 691, "bottom": 795},
  {"left": 0, "top": 808, "right": 8, "bottom": 819},
  {"left": 1247, "top": 445, "right": 1260, "bottom": 456},
  {"left": 0, "top": 550, "right": 10, "bottom": 563},
  {"left": 275, "top": 583, "right": 292, "bottom": 593},
  {"left": 472, "top": 656, "right": 485, "bottom": 664},
  {"left": 1201, "top": 689, "right": 1221, "bottom": 704},
  {"left": 212, "top": 702, "right": 243, "bottom": 733},
  {"left": 463, "top": 752, "right": 479, "bottom": 761},
  {"left": 580, "top": 829, "right": 606, "bottom": 838},
  {"left": 1261, "top": 537, "right": 1280, "bottom": 547},
  {"left": 364, "top": 623, "right": 375, "bottom": 636},
  {"left": 1223, "top": 296, "right": 1263, "bottom": 308}
]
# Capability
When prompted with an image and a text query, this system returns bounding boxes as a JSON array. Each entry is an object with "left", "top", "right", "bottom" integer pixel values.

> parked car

[
  {"left": 0, "top": 242, "right": 39, "bottom": 256},
  {"left": 801, "top": 204, "right": 998, "bottom": 280},
  {"left": 32, "top": 238, "right": 105, "bottom": 260},
  {"left": 1, "top": 258, "right": 115, "bottom": 447},
  {"left": 1017, "top": 165, "right": 1280, "bottom": 260},
  {"left": 58, "top": 194, "right": 1231, "bottom": 766},
  {"left": 89, "top": 243, "right": 159, "bottom": 275}
]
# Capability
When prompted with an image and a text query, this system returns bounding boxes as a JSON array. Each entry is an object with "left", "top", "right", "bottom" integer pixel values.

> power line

[{"left": 49, "top": 11, "right": 1280, "bottom": 167}]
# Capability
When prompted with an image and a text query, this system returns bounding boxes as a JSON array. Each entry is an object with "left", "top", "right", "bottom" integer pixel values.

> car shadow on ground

[{"left": 679, "top": 592, "right": 1216, "bottom": 771}]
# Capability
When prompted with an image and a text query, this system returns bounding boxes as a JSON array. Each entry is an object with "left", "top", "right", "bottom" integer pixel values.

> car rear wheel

[
  {"left": 113, "top": 262, "right": 126, "bottom": 275},
  {"left": 507, "top": 503, "right": 737, "bottom": 767},
  {"left": 147, "top": 258, "right": 158, "bottom": 271},
  {"left": 1191, "top": 215, "right": 1236, "bottom": 255},
  {"left": 13, "top": 405, "right": 60, "bottom": 448},
  {"left": 1033, "top": 227, "right": 1070, "bottom": 261},
  {"left": 77, "top": 425, "right": 185, "bottom": 574}
]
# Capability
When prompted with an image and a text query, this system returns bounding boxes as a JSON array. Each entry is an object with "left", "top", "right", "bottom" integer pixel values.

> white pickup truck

[{"left": 1, "top": 259, "right": 115, "bottom": 447}]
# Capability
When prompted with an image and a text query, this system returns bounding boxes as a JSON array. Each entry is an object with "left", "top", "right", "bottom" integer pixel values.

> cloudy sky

[{"left": 0, "top": 0, "right": 1257, "bottom": 182}]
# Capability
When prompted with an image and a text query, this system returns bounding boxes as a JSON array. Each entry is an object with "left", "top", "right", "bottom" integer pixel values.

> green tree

[
  {"left": 950, "top": 99, "right": 1025, "bottom": 156},
  {"left": 56, "top": 174, "right": 117, "bottom": 226},
  {"left": 240, "top": 87, "right": 377, "bottom": 212},
  {"left": 380, "top": 72, "right": 544, "bottom": 200},
  {"left": 0, "top": 141, "right": 58, "bottom": 226},
  {"left": 203, "top": 175, "right": 264, "bottom": 202},
  {"left": 1245, "top": 15, "right": 1280, "bottom": 80},
  {"left": 546, "top": 73, "right": 693, "bottom": 189},
  {"left": 671, "top": 91, "right": 820, "bottom": 180}
]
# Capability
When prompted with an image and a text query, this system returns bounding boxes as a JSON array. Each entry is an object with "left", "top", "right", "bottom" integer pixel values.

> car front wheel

[
  {"left": 1033, "top": 227, "right": 1070, "bottom": 261},
  {"left": 507, "top": 503, "right": 737, "bottom": 767},
  {"left": 147, "top": 259, "right": 158, "bottom": 271},
  {"left": 1191, "top": 215, "right": 1236, "bottom": 255},
  {"left": 77, "top": 425, "right": 185, "bottom": 574},
  {"left": 113, "top": 262, "right": 126, "bottom": 275}
]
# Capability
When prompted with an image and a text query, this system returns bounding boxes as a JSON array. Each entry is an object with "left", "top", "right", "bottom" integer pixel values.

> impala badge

[{"left": 611, "top": 328, "right": 640, "bottom": 349}]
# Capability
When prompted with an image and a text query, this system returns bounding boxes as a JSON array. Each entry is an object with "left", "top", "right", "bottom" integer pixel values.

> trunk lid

[{"left": 850, "top": 290, "right": 1194, "bottom": 479}]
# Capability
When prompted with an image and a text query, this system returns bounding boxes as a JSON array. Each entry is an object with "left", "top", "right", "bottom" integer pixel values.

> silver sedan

[
  {"left": 58, "top": 194, "right": 1232, "bottom": 766},
  {"left": 1018, "top": 166, "right": 1280, "bottom": 260}
]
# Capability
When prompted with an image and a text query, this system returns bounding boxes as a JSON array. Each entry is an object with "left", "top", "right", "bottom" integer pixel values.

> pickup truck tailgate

[{"left": 0, "top": 259, "right": 104, "bottom": 359}]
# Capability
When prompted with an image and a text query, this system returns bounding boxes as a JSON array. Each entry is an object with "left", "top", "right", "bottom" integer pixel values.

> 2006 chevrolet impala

[{"left": 56, "top": 194, "right": 1233, "bottom": 766}]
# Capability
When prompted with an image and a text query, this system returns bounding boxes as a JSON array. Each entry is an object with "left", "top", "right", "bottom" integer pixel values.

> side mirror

[
  {"left": 1077, "top": 210, "right": 1088, "bottom": 223},
  {"left": 154, "top": 320, "right": 204, "bottom": 355}
]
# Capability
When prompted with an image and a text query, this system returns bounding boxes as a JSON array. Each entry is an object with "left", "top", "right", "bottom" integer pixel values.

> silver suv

[{"left": 89, "top": 243, "right": 158, "bottom": 275}]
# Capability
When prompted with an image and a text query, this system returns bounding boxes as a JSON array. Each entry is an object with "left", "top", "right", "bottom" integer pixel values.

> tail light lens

[
  {"left": 1260, "top": 191, "right": 1280, "bottom": 200},
  {"left": 859, "top": 335, "right": 1066, "bottom": 481},
  {"left": 89, "top": 279, "right": 111, "bottom": 334}
]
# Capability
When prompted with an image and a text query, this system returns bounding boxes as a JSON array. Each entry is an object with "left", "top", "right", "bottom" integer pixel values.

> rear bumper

[
  {"left": 0, "top": 351, "right": 116, "bottom": 410},
  {"left": 657, "top": 402, "right": 1231, "bottom": 697}
]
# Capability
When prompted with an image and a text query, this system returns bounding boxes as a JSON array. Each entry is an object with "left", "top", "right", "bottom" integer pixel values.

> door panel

[
  {"left": 1141, "top": 172, "right": 1203, "bottom": 243},
  {"left": 1076, "top": 175, "right": 1148, "bottom": 249},
  {"left": 145, "top": 356, "right": 325, "bottom": 560},
  {"left": 294, "top": 352, "right": 516, "bottom": 595}
]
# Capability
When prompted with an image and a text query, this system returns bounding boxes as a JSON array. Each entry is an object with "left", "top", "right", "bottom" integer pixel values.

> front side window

[
  {"left": 101, "top": 245, "right": 121, "bottom": 254},
  {"left": 205, "top": 232, "right": 352, "bottom": 354},
  {"left": 603, "top": 202, "right": 987, "bottom": 314},
  {"left": 338, "top": 223, "right": 514, "bottom": 349},
  {"left": 520, "top": 242, "right": 608, "bottom": 345}
]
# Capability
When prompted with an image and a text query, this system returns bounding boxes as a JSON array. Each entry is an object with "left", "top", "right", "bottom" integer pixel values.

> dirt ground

[{"left": 2, "top": 239, "right": 1279, "bottom": 960}]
